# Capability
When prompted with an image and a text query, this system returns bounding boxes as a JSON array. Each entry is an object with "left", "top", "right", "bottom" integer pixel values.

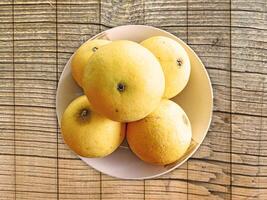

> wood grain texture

[
  {"left": 0, "top": 0, "right": 15, "bottom": 199},
  {"left": 188, "top": 1, "right": 231, "bottom": 199},
  {"left": 144, "top": 0, "right": 187, "bottom": 42},
  {"left": 13, "top": 0, "right": 57, "bottom": 199},
  {"left": 231, "top": 0, "right": 267, "bottom": 199},
  {"left": 0, "top": 0, "right": 266, "bottom": 199}
]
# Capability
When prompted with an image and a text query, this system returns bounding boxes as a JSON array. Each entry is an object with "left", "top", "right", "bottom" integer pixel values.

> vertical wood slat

[
  {"left": 187, "top": 1, "right": 231, "bottom": 199},
  {"left": 14, "top": 0, "right": 57, "bottom": 199},
  {"left": 0, "top": 0, "right": 15, "bottom": 199},
  {"left": 56, "top": 1, "right": 101, "bottom": 199},
  {"left": 231, "top": 0, "right": 267, "bottom": 199}
]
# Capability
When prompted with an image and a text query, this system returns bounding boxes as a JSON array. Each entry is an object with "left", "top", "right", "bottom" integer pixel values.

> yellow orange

[
  {"left": 127, "top": 100, "right": 192, "bottom": 165},
  {"left": 83, "top": 40, "right": 165, "bottom": 122},
  {"left": 71, "top": 39, "right": 111, "bottom": 87},
  {"left": 61, "top": 95, "right": 125, "bottom": 157},
  {"left": 141, "top": 36, "right": 191, "bottom": 98}
]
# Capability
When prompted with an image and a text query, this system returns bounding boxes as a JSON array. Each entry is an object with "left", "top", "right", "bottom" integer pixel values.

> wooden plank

[
  {"left": 101, "top": 174, "right": 144, "bottom": 200},
  {"left": 187, "top": 113, "right": 231, "bottom": 200},
  {"left": 188, "top": 0, "right": 230, "bottom": 10},
  {"left": 15, "top": 156, "right": 57, "bottom": 199},
  {"left": 188, "top": 11, "right": 230, "bottom": 27},
  {"left": 56, "top": 0, "right": 101, "bottom": 199},
  {"left": 144, "top": 0, "right": 187, "bottom": 41},
  {"left": 145, "top": 179, "right": 187, "bottom": 200},
  {"left": 58, "top": 159, "right": 100, "bottom": 199},
  {"left": 144, "top": 163, "right": 188, "bottom": 199},
  {"left": 100, "top": 0, "right": 144, "bottom": 29},
  {"left": 232, "top": 0, "right": 266, "bottom": 12},
  {"left": 13, "top": 0, "right": 57, "bottom": 199},
  {"left": 231, "top": 0, "right": 267, "bottom": 199},
  {"left": 216, "top": 115, "right": 267, "bottom": 199},
  {"left": 231, "top": 14, "right": 267, "bottom": 115},
  {"left": 188, "top": 1, "right": 231, "bottom": 199},
  {"left": 0, "top": 155, "right": 15, "bottom": 200},
  {"left": 231, "top": 114, "right": 267, "bottom": 199},
  {"left": 0, "top": 0, "right": 15, "bottom": 199}
]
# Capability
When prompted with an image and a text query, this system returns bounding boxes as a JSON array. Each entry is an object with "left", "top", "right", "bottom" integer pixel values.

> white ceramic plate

[{"left": 56, "top": 25, "right": 213, "bottom": 179}]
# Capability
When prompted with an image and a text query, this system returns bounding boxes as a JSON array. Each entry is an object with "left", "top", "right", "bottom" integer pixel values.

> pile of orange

[{"left": 61, "top": 36, "right": 192, "bottom": 165}]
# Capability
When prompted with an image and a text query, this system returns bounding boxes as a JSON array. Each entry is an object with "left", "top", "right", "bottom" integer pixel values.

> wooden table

[{"left": 0, "top": 0, "right": 266, "bottom": 199}]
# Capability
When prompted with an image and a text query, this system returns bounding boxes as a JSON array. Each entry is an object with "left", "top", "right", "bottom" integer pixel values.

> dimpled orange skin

[
  {"left": 141, "top": 36, "right": 191, "bottom": 99},
  {"left": 71, "top": 39, "right": 111, "bottom": 87},
  {"left": 61, "top": 95, "right": 125, "bottom": 158},
  {"left": 82, "top": 40, "right": 165, "bottom": 122},
  {"left": 127, "top": 100, "right": 192, "bottom": 165}
]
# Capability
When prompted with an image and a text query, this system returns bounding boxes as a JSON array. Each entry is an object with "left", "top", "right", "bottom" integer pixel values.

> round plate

[{"left": 56, "top": 25, "right": 213, "bottom": 179}]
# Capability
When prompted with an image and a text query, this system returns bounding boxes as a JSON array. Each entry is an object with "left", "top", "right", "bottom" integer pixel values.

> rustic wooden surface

[{"left": 0, "top": 0, "right": 266, "bottom": 199}]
